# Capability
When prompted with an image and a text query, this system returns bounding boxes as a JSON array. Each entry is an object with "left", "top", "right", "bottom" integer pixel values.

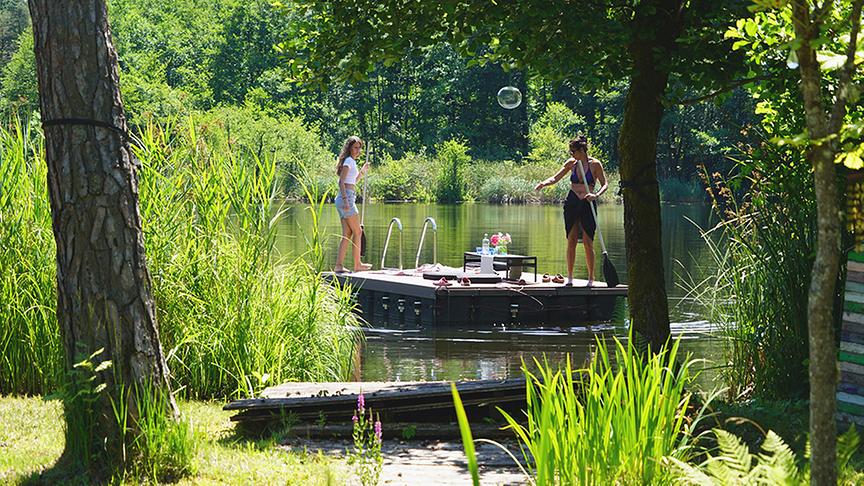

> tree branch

[
  {"left": 829, "top": 0, "right": 864, "bottom": 134},
  {"left": 669, "top": 75, "right": 775, "bottom": 106}
]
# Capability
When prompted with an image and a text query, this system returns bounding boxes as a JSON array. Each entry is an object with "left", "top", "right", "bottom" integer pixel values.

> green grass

[
  {"left": 0, "top": 396, "right": 344, "bottom": 485},
  {"left": 479, "top": 337, "right": 710, "bottom": 485}
]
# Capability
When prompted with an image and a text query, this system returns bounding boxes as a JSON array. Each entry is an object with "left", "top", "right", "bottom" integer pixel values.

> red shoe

[
  {"left": 551, "top": 274, "right": 565, "bottom": 284},
  {"left": 460, "top": 276, "right": 471, "bottom": 286},
  {"left": 435, "top": 277, "right": 452, "bottom": 287},
  {"left": 542, "top": 273, "right": 551, "bottom": 283}
]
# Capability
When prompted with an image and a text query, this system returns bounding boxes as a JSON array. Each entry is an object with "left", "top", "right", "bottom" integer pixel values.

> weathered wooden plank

[
  {"left": 838, "top": 382, "right": 864, "bottom": 396},
  {"left": 846, "top": 290, "right": 864, "bottom": 304},
  {"left": 849, "top": 271, "right": 864, "bottom": 284},
  {"left": 849, "top": 259, "right": 864, "bottom": 271},
  {"left": 847, "top": 281, "right": 864, "bottom": 295},
  {"left": 836, "top": 411, "right": 864, "bottom": 427},
  {"left": 841, "top": 370, "right": 864, "bottom": 388},
  {"left": 840, "top": 341, "right": 864, "bottom": 356},
  {"left": 840, "top": 329, "right": 864, "bottom": 346},
  {"left": 839, "top": 351, "right": 864, "bottom": 366},
  {"left": 838, "top": 399, "right": 864, "bottom": 417},
  {"left": 840, "top": 361, "right": 864, "bottom": 376},
  {"left": 845, "top": 311, "right": 864, "bottom": 325},
  {"left": 225, "top": 378, "right": 527, "bottom": 411},
  {"left": 261, "top": 381, "right": 443, "bottom": 399}
]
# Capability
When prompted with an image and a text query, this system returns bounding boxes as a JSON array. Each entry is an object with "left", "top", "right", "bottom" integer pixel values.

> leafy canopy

[{"left": 277, "top": 0, "right": 749, "bottom": 96}]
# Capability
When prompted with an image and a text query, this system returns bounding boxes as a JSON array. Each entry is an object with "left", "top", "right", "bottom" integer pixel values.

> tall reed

[
  {"left": 0, "top": 118, "right": 62, "bottom": 395},
  {"left": 134, "top": 118, "right": 360, "bottom": 399},
  {"left": 498, "top": 337, "right": 705, "bottom": 485},
  {"left": 0, "top": 116, "right": 360, "bottom": 398},
  {"left": 685, "top": 160, "right": 816, "bottom": 399}
]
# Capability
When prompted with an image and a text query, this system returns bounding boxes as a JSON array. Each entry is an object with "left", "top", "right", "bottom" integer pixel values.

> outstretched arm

[{"left": 535, "top": 159, "right": 575, "bottom": 190}]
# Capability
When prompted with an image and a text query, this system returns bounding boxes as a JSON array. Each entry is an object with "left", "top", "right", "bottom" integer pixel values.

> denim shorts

[{"left": 335, "top": 189, "right": 358, "bottom": 219}]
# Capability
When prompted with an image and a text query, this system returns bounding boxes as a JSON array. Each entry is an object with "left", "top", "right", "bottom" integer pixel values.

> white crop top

[{"left": 340, "top": 156, "right": 359, "bottom": 185}]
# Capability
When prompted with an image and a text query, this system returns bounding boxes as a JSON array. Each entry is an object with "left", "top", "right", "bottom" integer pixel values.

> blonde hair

[{"left": 336, "top": 136, "right": 363, "bottom": 175}]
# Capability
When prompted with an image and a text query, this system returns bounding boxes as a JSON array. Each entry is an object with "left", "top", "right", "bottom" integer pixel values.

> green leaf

[
  {"left": 817, "top": 50, "right": 846, "bottom": 71},
  {"left": 451, "top": 383, "right": 480, "bottom": 486}
]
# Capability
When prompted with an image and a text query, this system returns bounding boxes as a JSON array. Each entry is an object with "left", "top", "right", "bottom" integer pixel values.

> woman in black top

[{"left": 534, "top": 136, "right": 609, "bottom": 286}]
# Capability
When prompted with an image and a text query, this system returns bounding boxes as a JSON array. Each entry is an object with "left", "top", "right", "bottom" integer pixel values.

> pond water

[{"left": 276, "top": 202, "right": 725, "bottom": 386}]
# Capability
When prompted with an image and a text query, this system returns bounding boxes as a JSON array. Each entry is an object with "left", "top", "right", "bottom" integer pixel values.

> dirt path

[{"left": 281, "top": 438, "right": 528, "bottom": 485}]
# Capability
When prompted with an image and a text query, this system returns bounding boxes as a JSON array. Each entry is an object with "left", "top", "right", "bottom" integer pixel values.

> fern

[
  {"left": 672, "top": 425, "right": 863, "bottom": 485},
  {"left": 670, "top": 428, "right": 802, "bottom": 485}
]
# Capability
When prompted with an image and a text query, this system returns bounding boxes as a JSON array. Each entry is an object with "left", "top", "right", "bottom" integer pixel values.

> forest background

[{"left": 0, "top": 0, "right": 756, "bottom": 205}]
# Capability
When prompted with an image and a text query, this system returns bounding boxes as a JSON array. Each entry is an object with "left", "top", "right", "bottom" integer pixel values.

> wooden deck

[
  {"left": 225, "top": 379, "right": 528, "bottom": 429},
  {"left": 325, "top": 268, "right": 627, "bottom": 326}
]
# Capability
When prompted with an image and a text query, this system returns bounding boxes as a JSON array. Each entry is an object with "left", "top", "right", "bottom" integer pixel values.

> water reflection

[{"left": 276, "top": 202, "right": 723, "bottom": 386}]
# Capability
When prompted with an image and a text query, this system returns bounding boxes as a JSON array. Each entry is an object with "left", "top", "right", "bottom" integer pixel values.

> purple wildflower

[
  {"left": 374, "top": 419, "right": 382, "bottom": 442},
  {"left": 357, "top": 393, "right": 365, "bottom": 412},
  {"left": 352, "top": 414, "right": 358, "bottom": 424}
]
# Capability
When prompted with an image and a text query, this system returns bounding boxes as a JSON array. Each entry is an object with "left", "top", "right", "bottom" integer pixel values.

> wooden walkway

[{"left": 225, "top": 379, "right": 527, "bottom": 429}]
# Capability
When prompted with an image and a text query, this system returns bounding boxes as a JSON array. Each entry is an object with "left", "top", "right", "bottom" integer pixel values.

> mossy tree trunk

[
  {"left": 28, "top": 0, "right": 176, "bottom": 475},
  {"left": 790, "top": 1, "right": 863, "bottom": 484},
  {"left": 617, "top": 0, "right": 682, "bottom": 351}
]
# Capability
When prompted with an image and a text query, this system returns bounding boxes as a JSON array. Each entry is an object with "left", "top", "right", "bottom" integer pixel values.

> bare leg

[
  {"left": 346, "top": 215, "right": 371, "bottom": 271},
  {"left": 583, "top": 232, "right": 595, "bottom": 286},
  {"left": 335, "top": 217, "right": 351, "bottom": 272},
  {"left": 566, "top": 225, "right": 580, "bottom": 284}
]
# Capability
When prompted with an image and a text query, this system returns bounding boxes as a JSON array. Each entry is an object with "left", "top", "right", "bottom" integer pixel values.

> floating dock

[{"left": 325, "top": 268, "right": 627, "bottom": 327}]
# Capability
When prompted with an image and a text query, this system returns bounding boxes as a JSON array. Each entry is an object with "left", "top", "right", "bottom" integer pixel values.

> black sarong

[{"left": 563, "top": 190, "right": 596, "bottom": 241}]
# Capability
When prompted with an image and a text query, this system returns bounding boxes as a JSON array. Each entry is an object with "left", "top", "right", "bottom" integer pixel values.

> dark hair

[
  {"left": 336, "top": 135, "right": 363, "bottom": 175},
  {"left": 569, "top": 135, "right": 589, "bottom": 154}
]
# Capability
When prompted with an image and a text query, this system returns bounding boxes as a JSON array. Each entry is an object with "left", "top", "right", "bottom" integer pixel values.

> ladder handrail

[
  {"left": 415, "top": 217, "right": 438, "bottom": 269},
  {"left": 380, "top": 217, "right": 403, "bottom": 269}
]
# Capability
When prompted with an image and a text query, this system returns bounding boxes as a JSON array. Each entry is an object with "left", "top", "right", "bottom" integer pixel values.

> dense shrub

[{"left": 434, "top": 139, "right": 470, "bottom": 203}]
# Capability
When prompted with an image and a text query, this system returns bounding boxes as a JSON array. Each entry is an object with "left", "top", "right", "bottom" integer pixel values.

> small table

[{"left": 463, "top": 252, "right": 538, "bottom": 281}]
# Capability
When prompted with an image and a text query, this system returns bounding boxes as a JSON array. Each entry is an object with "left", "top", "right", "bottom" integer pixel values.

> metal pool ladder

[
  {"left": 415, "top": 217, "right": 438, "bottom": 269},
  {"left": 380, "top": 217, "right": 403, "bottom": 269}
]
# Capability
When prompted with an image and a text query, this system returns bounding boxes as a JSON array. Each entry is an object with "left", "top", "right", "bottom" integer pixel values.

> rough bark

[
  {"left": 617, "top": 0, "right": 683, "bottom": 351},
  {"left": 28, "top": 0, "right": 176, "bottom": 471}
]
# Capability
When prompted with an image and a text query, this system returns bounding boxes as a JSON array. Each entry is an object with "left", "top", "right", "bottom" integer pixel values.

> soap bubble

[
  {"left": 497, "top": 86, "right": 522, "bottom": 109},
  {"left": 786, "top": 49, "right": 799, "bottom": 69}
]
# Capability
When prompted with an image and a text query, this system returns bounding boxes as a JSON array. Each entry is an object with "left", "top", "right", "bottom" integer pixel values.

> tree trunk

[
  {"left": 28, "top": 0, "right": 176, "bottom": 473},
  {"left": 616, "top": 0, "right": 682, "bottom": 351},
  {"left": 791, "top": 4, "right": 841, "bottom": 484}
]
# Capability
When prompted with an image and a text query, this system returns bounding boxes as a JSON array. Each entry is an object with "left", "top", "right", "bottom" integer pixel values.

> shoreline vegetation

[{"left": 0, "top": 117, "right": 361, "bottom": 400}]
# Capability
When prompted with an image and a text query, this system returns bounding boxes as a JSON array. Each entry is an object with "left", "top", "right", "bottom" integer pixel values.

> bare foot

[
  {"left": 586, "top": 279, "right": 594, "bottom": 288},
  {"left": 355, "top": 262, "right": 373, "bottom": 272},
  {"left": 334, "top": 265, "right": 348, "bottom": 273}
]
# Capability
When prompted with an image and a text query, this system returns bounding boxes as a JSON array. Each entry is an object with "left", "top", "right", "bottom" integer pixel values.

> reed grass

[
  {"left": 0, "top": 117, "right": 62, "bottom": 395},
  {"left": 496, "top": 337, "right": 707, "bottom": 485},
  {"left": 0, "top": 116, "right": 360, "bottom": 398},
  {"left": 683, "top": 164, "right": 815, "bottom": 399}
]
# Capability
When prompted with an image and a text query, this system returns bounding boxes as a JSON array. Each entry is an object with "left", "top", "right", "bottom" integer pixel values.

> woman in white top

[{"left": 334, "top": 136, "right": 371, "bottom": 272}]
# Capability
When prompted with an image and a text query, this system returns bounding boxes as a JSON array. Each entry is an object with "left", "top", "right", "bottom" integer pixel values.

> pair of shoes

[
  {"left": 542, "top": 273, "right": 551, "bottom": 283},
  {"left": 551, "top": 274, "right": 565, "bottom": 284},
  {"left": 459, "top": 276, "right": 471, "bottom": 286},
  {"left": 435, "top": 277, "right": 452, "bottom": 287}
]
